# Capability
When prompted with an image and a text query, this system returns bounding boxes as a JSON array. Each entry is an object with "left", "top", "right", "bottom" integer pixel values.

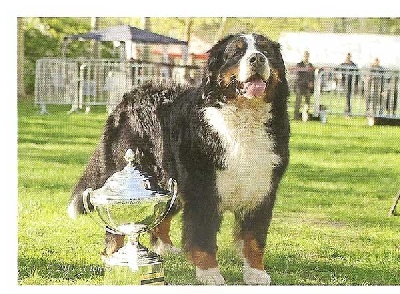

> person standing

[
  {"left": 366, "top": 57, "right": 385, "bottom": 117},
  {"left": 294, "top": 51, "right": 315, "bottom": 120},
  {"left": 338, "top": 53, "right": 358, "bottom": 116}
]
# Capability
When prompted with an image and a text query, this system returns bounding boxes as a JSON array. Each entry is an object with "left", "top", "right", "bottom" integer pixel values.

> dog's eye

[
  {"left": 256, "top": 40, "right": 270, "bottom": 52},
  {"left": 258, "top": 40, "right": 268, "bottom": 47},
  {"left": 224, "top": 40, "right": 245, "bottom": 59}
]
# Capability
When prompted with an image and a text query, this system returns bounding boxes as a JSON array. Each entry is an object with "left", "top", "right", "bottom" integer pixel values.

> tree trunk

[
  {"left": 214, "top": 17, "right": 227, "bottom": 43},
  {"left": 184, "top": 17, "right": 193, "bottom": 42},
  {"left": 141, "top": 17, "right": 151, "bottom": 62},
  {"left": 91, "top": 17, "right": 101, "bottom": 111},
  {"left": 183, "top": 18, "right": 193, "bottom": 78},
  {"left": 91, "top": 17, "right": 100, "bottom": 59},
  {"left": 17, "top": 17, "right": 26, "bottom": 100}
]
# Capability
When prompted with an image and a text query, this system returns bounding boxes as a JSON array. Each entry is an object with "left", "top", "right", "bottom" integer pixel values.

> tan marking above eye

[
  {"left": 258, "top": 39, "right": 268, "bottom": 47},
  {"left": 236, "top": 40, "right": 244, "bottom": 49}
]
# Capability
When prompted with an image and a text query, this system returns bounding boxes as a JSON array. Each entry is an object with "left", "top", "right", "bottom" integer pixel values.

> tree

[
  {"left": 23, "top": 17, "right": 92, "bottom": 95},
  {"left": 17, "top": 18, "right": 26, "bottom": 100},
  {"left": 184, "top": 17, "right": 193, "bottom": 42},
  {"left": 141, "top": 17, "right": 151, "bottom": 61},
  {"left": 91, "top": 17, "right": 100, "bottom": 59},
  {"left": 214, "top": 17, "right": 227, "bottom": 43},
  {"left": 21, "top": 17, "right": 400, "bottom": 96}
]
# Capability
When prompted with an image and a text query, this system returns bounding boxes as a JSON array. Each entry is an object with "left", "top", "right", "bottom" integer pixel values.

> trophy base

[
  {"left": 102, "top": 242, "right": 166, "bottom": 285},
  {"left": 104, "top": 262, "right": 165, "bottom": 285}
]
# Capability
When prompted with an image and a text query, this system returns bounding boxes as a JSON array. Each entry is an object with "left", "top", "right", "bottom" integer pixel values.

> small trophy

[{"left": 82, "top": 149, "right": 178, "bottom": 285}]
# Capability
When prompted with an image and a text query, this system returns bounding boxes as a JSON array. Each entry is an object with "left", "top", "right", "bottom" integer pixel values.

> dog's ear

[
  {"left": 206, "top": 35, "right": 234, "bottom": 72},
  {"left": 201, "top": 35, "right": 235, "bottom": 102},
  {"left": 269, "top": 40, "right": 286, "bottom": 78},
  {"left": 266, "top": 39, "right": 289, "bottom": 105},
  {"left": 253, "top": 33, "right": 286, "bottom": 79}
]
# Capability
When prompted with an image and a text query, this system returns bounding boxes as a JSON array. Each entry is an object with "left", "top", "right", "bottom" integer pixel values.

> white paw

[
  {"left": 152, "top": 239, "right": 181, "bottom": 256},
  {"left": 196, "top": 267, "right": 225, "bottom": 285},
  {"left": 243, "top": 263, "right": 271, "bottom": 285}
]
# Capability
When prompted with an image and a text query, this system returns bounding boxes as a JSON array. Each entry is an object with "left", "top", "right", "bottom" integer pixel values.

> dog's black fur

[{"left": 68, "top": 33, "right": 290, "bottom": 284}]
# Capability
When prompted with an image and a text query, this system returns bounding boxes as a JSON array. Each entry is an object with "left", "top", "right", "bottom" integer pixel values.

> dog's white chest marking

[{"left": 203, "top": 104, "right": 281, "bottom": 212}]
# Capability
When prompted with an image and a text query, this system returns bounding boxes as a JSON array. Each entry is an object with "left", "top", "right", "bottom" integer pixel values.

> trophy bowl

[{"left": 82, "top": 149, "right": 178, "bottom": 285}]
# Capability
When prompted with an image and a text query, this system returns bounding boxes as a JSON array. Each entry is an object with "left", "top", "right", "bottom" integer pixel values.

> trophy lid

[{"left": 90, "top": 149, "right": 168, "bottom": 205}]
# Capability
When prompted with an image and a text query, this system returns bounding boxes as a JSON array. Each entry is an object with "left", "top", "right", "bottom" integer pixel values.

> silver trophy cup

[{"left": 82, "top": 149, "right": 178, "bottom": 285}]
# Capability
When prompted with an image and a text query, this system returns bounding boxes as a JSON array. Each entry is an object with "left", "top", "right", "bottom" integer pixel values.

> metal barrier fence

[
  {"left": 313, "top": 67, "right": 399, "bottom": 119},
  {"left": 35, "top": 60, "right": 399, "bottom": 121},
  {"left": 34, "top": 58, "right": 79, "bottom": 114},
  {"left": 34, "top": 58, "right": 202, "bottom": 114},
  {"left": 287, "top": 65, "right": 400, "bottom": 121}
]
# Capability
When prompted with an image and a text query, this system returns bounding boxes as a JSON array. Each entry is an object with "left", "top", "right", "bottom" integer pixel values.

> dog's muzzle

[
  {"left": 249, "top": 52, "right": 267, "bottom": 69},
  {"left": 239, "top": 52, "right": 270, "bottom": 99}
]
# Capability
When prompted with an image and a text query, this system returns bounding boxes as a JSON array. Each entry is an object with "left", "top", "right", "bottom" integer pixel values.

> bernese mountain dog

[{"left": 68, "top": 33, "right": 290, "bottom": 285}]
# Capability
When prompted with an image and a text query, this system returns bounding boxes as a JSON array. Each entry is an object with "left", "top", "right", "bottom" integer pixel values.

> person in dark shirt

[
  {"left": 338, "top": 53, "right": 358, "bottom": 116},
  {"left": 366, "top": 57, "right": 385, "bottom": 117},
  {"left": 294, "top": 51, "right": 315, "bottom": 120}
]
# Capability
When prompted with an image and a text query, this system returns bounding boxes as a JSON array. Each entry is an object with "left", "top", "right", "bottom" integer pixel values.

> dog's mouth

[
  {"left": 222, "top": 72, "right": 270, "bottom": 101},
  {"left": 240, "top": 74, "right": 267, "bottom": 99}
]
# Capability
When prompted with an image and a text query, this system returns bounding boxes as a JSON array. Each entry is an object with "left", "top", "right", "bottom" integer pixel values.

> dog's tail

[
  {"left": 67, "top": 183, "right": 95, "bottom": 219},
  {"left": 67, "top": 191, "right": 85, "bottom": 219},
  {"left": 67, "top": 148, "right": 102, "bottom": 219}
]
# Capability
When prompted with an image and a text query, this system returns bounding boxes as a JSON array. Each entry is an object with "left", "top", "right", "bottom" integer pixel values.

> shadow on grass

[
  {"left": 18, "top": 257, "right": 104, "bottom": 284},
  {"left": 287, "top": 162, "right": 397, "bottom": 187},
  {"left": 267, "top": 253, "right": 400, "bottom": 286},
  {"left": 174, "top": 247, "right": 400, "bottom": 286},
  {"left": 17, "top": 249, "right": 400, "bottom": 286},
  {"left": 19, "top": 148, "right": 93, "bottom": 167},
  {"left": 163, "top": 254, "right": 199, "bottom": 285}
]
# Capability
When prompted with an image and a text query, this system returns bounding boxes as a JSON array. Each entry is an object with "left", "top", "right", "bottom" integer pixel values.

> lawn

[{"left": 17, "top": 98, "right": 400, "bottom": 285}]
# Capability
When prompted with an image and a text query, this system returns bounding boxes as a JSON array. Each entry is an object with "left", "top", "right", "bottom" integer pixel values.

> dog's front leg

[
  {"left": 237, "top": 231, "right": 271, "bottom": 285},
  {"left": 234, "top": 206, "right": 273, "bottom": 285},
  {"left": 188, "top": 247, "right": 225, "bottom": 285},
  {"left": 181, "top": 187, "right": 225, "bottom": 285}
]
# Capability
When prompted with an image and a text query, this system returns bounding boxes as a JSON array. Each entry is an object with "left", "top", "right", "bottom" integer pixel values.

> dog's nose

[{"left": 249, "top": 52, "right": 266, "bottom": 66}]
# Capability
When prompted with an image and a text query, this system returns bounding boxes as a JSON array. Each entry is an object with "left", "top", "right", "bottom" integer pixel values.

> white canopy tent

[{"left": 279, "top": 32, "right": 400, "bottom": 69}]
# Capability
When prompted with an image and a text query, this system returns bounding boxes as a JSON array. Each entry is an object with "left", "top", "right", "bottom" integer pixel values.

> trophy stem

[{"left": 102, "top": 227, "right": 165, "bottom": 285}]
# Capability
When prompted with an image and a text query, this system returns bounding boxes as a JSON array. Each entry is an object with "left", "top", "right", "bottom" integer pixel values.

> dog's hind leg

[
  {"left": 103, "top": 228, "right": 125, "bottom": 256},
  {"left": 150, "top": 213, "right": 181, "bottom": 255},
  {"left": 150, "top": 198, "right": 182, "bottom": 255}
]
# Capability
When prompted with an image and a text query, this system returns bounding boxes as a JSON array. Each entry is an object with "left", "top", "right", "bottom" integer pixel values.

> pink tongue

[{"left": 243, "top": 79, "right": 266, "bottom": 98}]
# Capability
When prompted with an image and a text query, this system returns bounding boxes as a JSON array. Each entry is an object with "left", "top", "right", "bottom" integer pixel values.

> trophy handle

[
  {"left": 83, "top": 188, "right": 119, "bottom": 231},
  {"left": 146, "top": 178, "right": 179, "bottom": 232},
  {"left": 167, "top": 178, "right": 179, "bottom": 212},
  {"left": 82, "top": 188, "right": 93, "bottom": 214}
]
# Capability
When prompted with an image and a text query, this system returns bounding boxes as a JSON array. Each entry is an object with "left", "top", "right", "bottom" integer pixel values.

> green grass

[{"left": 17, "top": 99, "right": 400, "bottom": 285}]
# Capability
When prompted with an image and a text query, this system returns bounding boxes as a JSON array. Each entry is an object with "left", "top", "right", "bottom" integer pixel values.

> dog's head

[{"left": 202, "top": 33, "right": 287, "bottom": 105}]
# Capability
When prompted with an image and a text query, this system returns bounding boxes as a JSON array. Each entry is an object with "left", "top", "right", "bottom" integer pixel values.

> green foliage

[
  {"left": 18, "top": 98, "right": 400, "bottom": 285},
  {"left": 23, "top": 18, "right": 92, "bottom": 94},
  {"left": 21, "top": 17, "right": 400, "bottom": 95},
  {"left": 149, "top": 17, "right": 400, "bottom": 42}
]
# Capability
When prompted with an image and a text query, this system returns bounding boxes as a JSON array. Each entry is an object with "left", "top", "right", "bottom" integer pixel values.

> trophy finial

[{"left": 124, "top": 149, "right": 135, "bottom": 165}]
